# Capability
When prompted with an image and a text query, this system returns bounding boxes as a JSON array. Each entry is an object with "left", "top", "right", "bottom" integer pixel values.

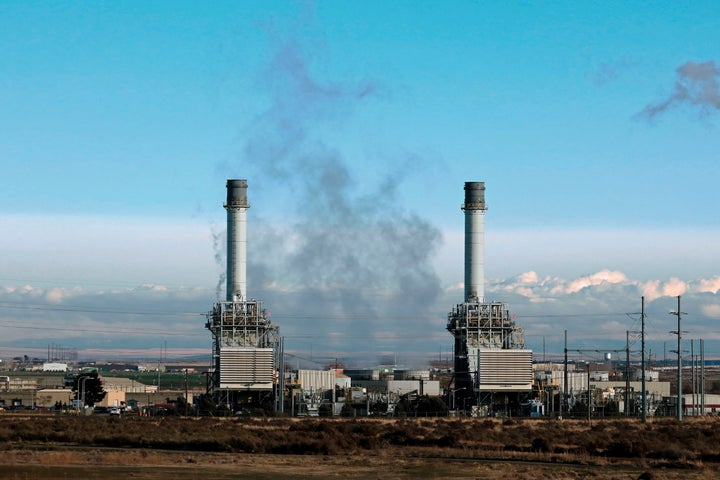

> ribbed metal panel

[
  {"left": 477, "top": 349, "right": 533, "bottom": 391},
  {"left": 219, "top": 347, "right": 274, "bottom": 389},
  {"left": 298, "top": 370, "right": 335, "bottom": 391}
]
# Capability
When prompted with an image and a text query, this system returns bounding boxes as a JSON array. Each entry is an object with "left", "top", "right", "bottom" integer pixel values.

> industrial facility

[
  {"left": 198, "top": 179, "right": 705, "bottom": 419},
  {"left": 205, "top": 180, "right": 283, "bottom": 412},
  {"left": 0, "top": 182, "right": 711, "bottom": 420},
  {"left": 447, "top": 182, "right": 533, "bottom": 415},
  {"left": 201, "top": 179, "right": 535, "bottom": 416}
]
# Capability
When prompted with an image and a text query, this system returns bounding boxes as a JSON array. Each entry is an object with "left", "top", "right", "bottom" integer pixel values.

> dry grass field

[{"left": 1, "top": 414, "right": 720, "bottom": 479}]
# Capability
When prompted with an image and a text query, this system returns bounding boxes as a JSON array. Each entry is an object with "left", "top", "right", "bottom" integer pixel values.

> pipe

[
  {"left": 225, "top": 179, "right": 250, "bottom": 302},
  {"left": 462, "top": 182, "right": 487, "bottom": 302}
]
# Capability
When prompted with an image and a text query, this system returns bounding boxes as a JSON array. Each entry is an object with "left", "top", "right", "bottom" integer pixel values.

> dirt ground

[{"left": 2, "top": 446, "right": 719, "bottom": 480}]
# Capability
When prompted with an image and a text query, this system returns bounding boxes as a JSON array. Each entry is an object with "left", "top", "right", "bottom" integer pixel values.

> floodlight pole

[
  {"left": 587, "top": 363, "right": 591, "bottom": 425},
  {"left": 79, "top": 376, "right": 90, "bottom": 411}
]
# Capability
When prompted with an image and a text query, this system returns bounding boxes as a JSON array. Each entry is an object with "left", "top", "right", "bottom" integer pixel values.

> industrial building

[
  {"left": 285, "top": 368, "right": 444, "bottom": 417},
  {"left": 447, "top": 182, "right": 533, "bottom": 416},
  {"left": 205, "top": 180, "right": 283, "bottom": 413}
]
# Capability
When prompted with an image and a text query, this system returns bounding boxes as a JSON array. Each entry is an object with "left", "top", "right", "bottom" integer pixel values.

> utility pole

[
  {"left": 641, "top": 296, "right": 646, "bottom": 422},
  {"left": 625, "top": 331, "right": 630, "bottom": 417},
  {"left": 670, "top": 295, "right": 687, "bottom": 421},
  {"left": 691, "top": 340, "right": 696, "bottom": 417},
  {"left": 701, "top": 339, "right": 705, "bottom": 416},
  {"left": 563, "top": 330, "right": 568, "bottom": 415}
]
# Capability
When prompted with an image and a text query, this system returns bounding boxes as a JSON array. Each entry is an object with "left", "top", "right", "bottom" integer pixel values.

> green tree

[
  {"left": 415, "top": 395, "right": 448, "bottom": 417},
  {"left": 72, "top": 371, "right": 106, "bottom": 407}
]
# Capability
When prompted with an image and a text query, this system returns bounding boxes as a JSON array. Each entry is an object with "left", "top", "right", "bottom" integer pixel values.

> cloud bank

[{"left": 3, "top": 268, "right": 720, "bottom": 364}]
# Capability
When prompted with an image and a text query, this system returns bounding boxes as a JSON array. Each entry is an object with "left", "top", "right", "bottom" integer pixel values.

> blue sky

[{"left": 1, "top": 2, "right": 719, "bottom": 366}]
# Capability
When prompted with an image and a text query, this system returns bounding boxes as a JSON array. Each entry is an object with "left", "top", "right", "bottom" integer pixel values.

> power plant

[
  {"left": 203, "top": 179, "right": 531, "bottom": 415},
  {"left": 205, "top": 179, "right": 283, "bottom": 412},
  {"left": 0, "top": 183, "right": 697, "bottom": 423},
  {"left": 447, "top": 182, "right": 532, "bottom": 415},
  {"left": 1, "top": 179, "right": 691, "bottom": 421}
]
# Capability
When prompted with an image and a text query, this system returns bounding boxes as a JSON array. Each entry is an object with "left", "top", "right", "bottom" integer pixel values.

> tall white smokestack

[
  {"left": 225, "top": 179, "right": 250, "bottom": 302},
  {"left": 462, "top": 182, "right": 487, "bottom": 302}
]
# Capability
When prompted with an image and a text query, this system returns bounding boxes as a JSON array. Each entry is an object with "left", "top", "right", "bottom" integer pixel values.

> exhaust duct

[
  {"left": 462, "top": 182, "right": 487, "bottom": 302},
  {"left": 225, "top": 179, "right": 250, "bottom": 302}
]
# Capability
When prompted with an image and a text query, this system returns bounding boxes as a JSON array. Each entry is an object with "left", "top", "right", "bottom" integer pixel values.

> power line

[
  {"left": 0, "top": 302, "right": 650, "bottom": 321},
  {"left": 0, "top": 276, "right": 212, "bottom": 289},
  {"left": 0, "top": 301, "right": 205, "bottom": 317},
  {"left": 0, "top": 322, "right": 202, "bottom": 337}
]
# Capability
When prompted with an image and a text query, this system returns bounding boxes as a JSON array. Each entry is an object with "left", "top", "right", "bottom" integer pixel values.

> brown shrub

[{"left": 1, "top": 413, "right": 720, "bottom": 471}]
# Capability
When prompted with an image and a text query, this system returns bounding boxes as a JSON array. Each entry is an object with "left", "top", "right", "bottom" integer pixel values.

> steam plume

[{"left": 227, "top": 38, "right": 443, "bottom": 358}]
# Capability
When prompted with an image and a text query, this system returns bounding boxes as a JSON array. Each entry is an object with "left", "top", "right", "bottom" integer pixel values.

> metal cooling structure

[
  {"left": 447, "top": 182, "right": 532, "bottom": 415},
  {"left": 206, "top": 180, "right": 283, "bottom": 412}
]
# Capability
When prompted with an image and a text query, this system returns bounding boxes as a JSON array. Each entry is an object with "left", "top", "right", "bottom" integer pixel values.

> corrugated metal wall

[
  {"left": 477, "top": 349, "right": 533, "bottom": 391},
  {"left": 219, "top": 347, "right": 274, "bottom": 389},
  {"left": 298, "top": 369, "right": 335, "bottom": 391}
]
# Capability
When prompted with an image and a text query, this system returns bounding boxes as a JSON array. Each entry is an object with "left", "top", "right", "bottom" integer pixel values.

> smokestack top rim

[
  {"left": 226, "top": 179, "right": 248, "bottom": 187},
  {"left": 462, "top": 181, "right": 487, "bottom": 211},
  {"left": 226, "top": 178, "right": 250, "bottom": 208}
]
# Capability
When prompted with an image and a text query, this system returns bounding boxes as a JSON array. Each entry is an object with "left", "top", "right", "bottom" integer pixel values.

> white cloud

[
  {"left": 662, "top": 277, "right": 687, "bottom": 297},
  {"left": 135, "top": 284, "right": 169, "bottom": 292},
  {"left": 517, "top": 271, "right": 539, "bottom": 284},
  {"left": 640, "top": 280, "right": 663, "bottom": 302},
  {"left": 639, "top": 278, "right": 689, "bottom": 303},
  {"left": 565, "top": 270, "right": 628, "bottom": 294},
  {"left": 45, "top": 288, "right": 65, "bottom": 303},
  {"left": 697, "top": 277, "right": 720, "bottom": 294}
]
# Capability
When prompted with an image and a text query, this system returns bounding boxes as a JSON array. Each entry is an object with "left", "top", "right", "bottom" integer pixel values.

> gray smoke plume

[
  {"left": 210, "top": 223, "right": 225, "bottom": 301},
  {"left": 231, "top": 39, "right": 443, "bottom": 361},
  {"left": 639, "top": 60, "right": 720, "bottom": 119}
]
